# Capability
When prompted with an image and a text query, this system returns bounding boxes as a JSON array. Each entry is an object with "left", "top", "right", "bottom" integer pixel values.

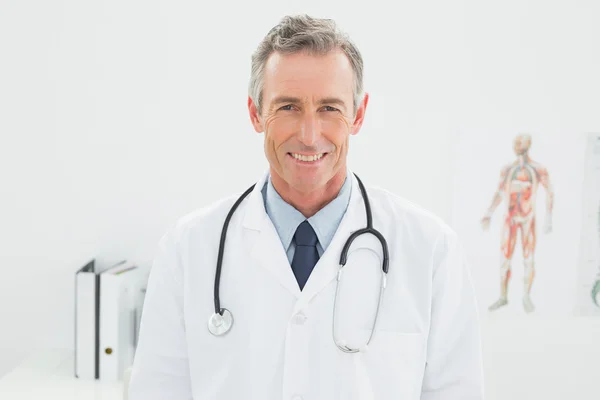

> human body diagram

[{"left": 481, "top": 135, "right": 554, "bottom": 313}]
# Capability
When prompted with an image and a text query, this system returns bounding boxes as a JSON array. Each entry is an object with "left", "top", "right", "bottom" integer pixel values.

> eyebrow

[{"left": 270, "top": 96, "right": 347, "bottom": 111}]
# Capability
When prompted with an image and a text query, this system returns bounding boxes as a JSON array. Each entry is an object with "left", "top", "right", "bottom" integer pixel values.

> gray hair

[{"left": 249, "top": 14, "right": 364, "bottom": 116}]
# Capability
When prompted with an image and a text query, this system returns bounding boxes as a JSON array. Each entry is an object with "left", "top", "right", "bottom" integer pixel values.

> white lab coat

[{"left": 129, "top": 170, "right": 484, "bottom": 400}]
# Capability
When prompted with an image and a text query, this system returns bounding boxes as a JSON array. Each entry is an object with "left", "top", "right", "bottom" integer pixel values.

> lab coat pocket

[{"left": 338, "top": 330, "right": 426, "bottom": 400}]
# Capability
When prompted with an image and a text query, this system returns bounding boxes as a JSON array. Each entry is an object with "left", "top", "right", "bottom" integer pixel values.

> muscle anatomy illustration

[{"left": 481, "top": 135, "right": 554, "bottom": 313}]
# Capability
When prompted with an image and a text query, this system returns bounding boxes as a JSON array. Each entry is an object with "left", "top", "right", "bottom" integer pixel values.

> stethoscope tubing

[{"left": 210, "top": 173, "right": 390, "bottom": 344}]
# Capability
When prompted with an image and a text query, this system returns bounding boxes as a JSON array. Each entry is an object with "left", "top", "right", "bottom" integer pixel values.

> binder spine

[
  {"left": 74, "top": 259, "right": 97, "bottom": 380},
  {"left": 95, "top": 272, "right": 101, "bottom": 379}
]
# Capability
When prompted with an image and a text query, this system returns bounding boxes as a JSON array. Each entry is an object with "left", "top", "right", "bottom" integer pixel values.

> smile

[{"left": 289, "top": 152, "right": 326, "bottom": 163}]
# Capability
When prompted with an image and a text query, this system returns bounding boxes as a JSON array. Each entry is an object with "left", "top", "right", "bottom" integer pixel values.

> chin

[
  {"left": 292, "top": 173, "right": 323, "bottom": 186},
  {"left": 289, "top": 172, "right": 327, "bottom": 190}
]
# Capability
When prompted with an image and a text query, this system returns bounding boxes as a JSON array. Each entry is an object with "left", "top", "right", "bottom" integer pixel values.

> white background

[{"left": 1, "top": 0, "right": 599, "bottom": 399}]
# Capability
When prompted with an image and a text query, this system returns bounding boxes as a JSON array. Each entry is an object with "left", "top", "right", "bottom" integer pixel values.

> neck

[
  {"left": 518, "top": 153, "right": 530, "bottom": 164},
  {"left": 270, "top": 168, "right": 347, "bottom": 218}
]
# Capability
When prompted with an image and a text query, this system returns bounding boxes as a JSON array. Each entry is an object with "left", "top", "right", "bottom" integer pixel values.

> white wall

[{"left": 1, "top": 0, "right": 599, "bottom": 398}]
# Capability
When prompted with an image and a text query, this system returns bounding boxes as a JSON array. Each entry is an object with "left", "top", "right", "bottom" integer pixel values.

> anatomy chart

[
  {"left": 575, "top": 133, "right": 600, "bottom": 316},
  {"left": 451, "top": 131, "right": 585, "bottom": 316}
]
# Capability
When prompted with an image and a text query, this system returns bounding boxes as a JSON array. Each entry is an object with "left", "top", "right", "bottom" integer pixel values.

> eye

[
  {"left": 322, "top": 106, "right": 339, "bottom": 112},
  {"left": 279, "top": 104, "right": 294, "bottom": 111}
]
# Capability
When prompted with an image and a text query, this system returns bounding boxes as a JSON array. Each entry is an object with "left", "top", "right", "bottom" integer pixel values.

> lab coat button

[{"left": 293, "top": 312, "right": 307, "bottom": 325}]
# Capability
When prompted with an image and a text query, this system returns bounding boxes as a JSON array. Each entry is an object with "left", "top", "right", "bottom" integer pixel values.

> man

[
  {"left": 129, "top": 14, "right": 484, "bottom": 399},
  {"left": 482, "top": 134, "right": 554, "bottom": 313}
]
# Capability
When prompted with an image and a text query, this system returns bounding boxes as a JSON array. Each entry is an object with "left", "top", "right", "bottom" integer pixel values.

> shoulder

[
  {"left": 364, "top": 185, "right": 464, "bottom": 280},
  {"left": 365, "top": 185, "right": 457, "bottom": 249},
  {"left": 501, "top": 162, "right": 517, "bottom": 175},
  {"left": 163, "top": 191, "right": 248, "bottom": 246},
  {"left": 529, "top": 160, "right": 548, "bottom": 174}
]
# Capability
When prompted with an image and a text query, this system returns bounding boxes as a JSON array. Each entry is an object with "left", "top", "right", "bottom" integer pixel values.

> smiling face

[{"left": 248, "top": 49, "right": 368, "bottom": 195}]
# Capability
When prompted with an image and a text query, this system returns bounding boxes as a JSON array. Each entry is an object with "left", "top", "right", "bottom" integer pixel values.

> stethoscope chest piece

[{"left": 208, "top": 308, "right": 233, "bottom": 336}]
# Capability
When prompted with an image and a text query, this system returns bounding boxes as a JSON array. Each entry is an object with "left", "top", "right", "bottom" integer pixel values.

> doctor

[{"left": 129, "top": 14, "right": 484, "bottom": 400}]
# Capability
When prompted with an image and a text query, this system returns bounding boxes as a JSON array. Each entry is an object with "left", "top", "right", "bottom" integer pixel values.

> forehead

[{"left": 262, "top": 50, "right": 354, "bottom": 103}]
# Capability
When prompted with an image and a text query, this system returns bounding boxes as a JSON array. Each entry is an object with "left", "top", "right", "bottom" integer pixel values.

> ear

[
  {"left": 350, "top": 92, "right": 369, "bottom": 135},
  {"left": 248, "top": 96, "right": 264, "bottom": 133}
]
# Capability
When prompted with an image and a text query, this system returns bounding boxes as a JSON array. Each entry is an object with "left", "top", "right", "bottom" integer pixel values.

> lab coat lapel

[
  {"left": 241, "top": 170, "right": 367, "bottom": 304},
  {"left": 293, "top": 171, "right": 366, "bottom": 312},
  {"left": 242, "top": 171, "right": 302, "bottom": 298}
]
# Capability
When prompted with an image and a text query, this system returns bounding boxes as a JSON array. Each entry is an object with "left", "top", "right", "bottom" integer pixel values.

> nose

[{"left": 298, "top": 112, "right": 319, "bottom": 146}]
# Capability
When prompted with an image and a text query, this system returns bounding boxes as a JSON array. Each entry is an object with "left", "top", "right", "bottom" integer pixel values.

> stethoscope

[{"left": 208, "top": 173, "right": 390, "bottom": 353}]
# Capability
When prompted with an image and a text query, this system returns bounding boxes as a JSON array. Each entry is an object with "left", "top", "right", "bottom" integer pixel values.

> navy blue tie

[{"left": 291, "top": 221, "right": 319, "bottom": 290}]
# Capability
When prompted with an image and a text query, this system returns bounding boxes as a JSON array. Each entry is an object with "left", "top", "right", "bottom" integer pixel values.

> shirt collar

[{"left": 262, "top": 171, "right": 352, "bottom": 251}]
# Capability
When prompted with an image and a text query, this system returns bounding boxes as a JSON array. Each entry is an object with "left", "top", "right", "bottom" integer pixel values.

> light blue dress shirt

[{"left": 261, "top": 173, "right": 352, "bottom": 264}]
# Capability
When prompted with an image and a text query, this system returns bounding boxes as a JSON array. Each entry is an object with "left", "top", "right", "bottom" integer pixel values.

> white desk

[{"left": 0, "top": 349, "right": 124, "bottom": 400}]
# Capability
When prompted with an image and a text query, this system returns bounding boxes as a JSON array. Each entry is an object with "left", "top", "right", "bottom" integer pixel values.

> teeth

[{"left": 292, "top": 153, "right": 324, "bottom": 162}]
